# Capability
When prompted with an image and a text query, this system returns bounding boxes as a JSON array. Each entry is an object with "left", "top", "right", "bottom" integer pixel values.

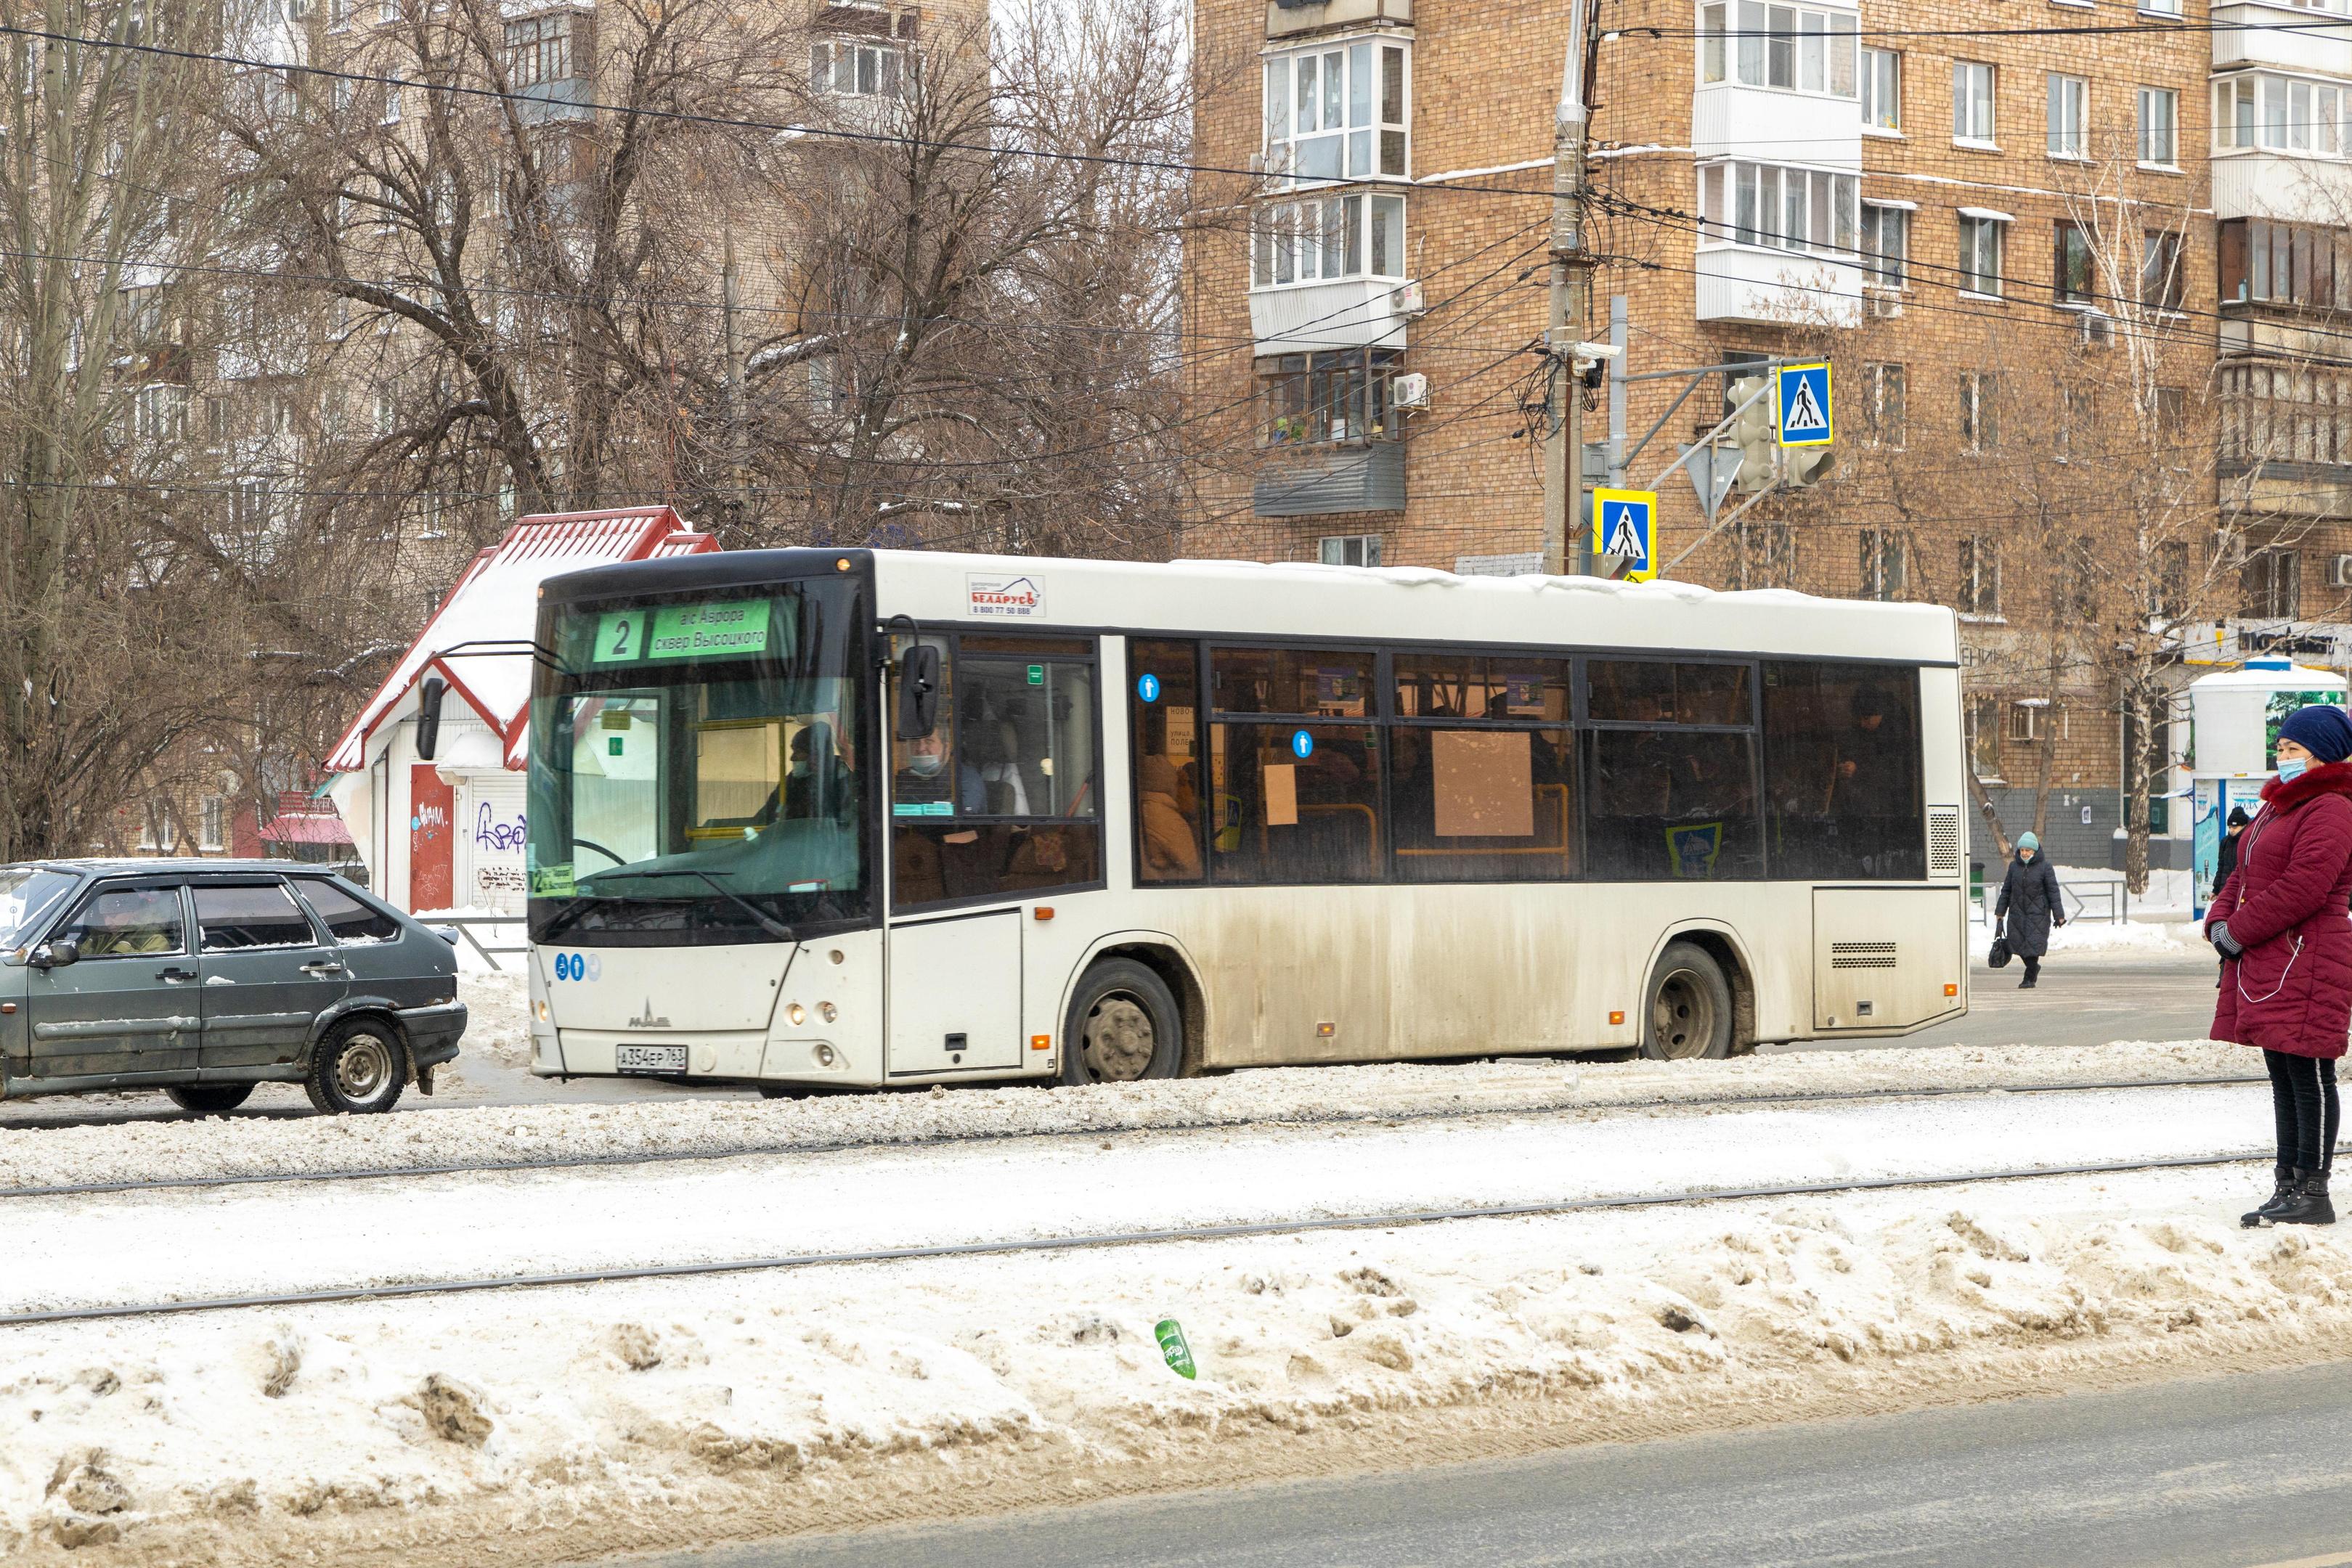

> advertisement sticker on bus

[{"left": 967, "top": 574, "right": 1045, "bottom": 618}]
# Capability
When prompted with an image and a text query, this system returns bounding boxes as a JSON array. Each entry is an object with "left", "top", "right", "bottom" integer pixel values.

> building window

[
  {"left": 1699, "top": 2, "right": 1857, "bottom": 96},
  {"left": 1958, "top": 213, "right": 2004, "bottom": 295},
  {"left": 1754, "top": 522, "right": 1797, "bottom": 586},
  {"left": 1860, "top": 202, "right": 1908, "bottom": 285},
  {"left": 1862, "top": 362, "right": 1906, "bottom": 448},
  {"left": 1860, "top": 528, "right": 1908, "bottom": 600},
  {"left": 2140, "top": 230, "right": 2184, "bottom": 311},
  {"left": 504, "top": 13, "right": 576, "bottom": 89},
  {"left": 200, "top": 796, "right": 226, "bottom": 852},
  {"left": 1262, "top": 38, "right": 1409, "bottom": 183},
  {"left": 2221, "top": 218, "right": 2348, "bottom": 307},
  {"left": 382, "top": 83, "right": 401, "bottom": 124},
  {"left": 2009, "top": 701, "right": 2054, "bottom": 744},
  {"left": 2054, "top": 221, "right": 2094, "bottom": 306},
  {"left": 811, "top": 38, "right": 903, "bottom": 99},
  {"left": 1967, "top": 695, "right": 2003, "bottom": 779},
  {"left": 2046, "top": 73, "right": 2087, "bottom": 158},
  {"left": 1319, "top": 534, "right": 1383, "bottom": 567},
  {"left": 2152, "top": 539, "right": 2191, "bottom": 621},
  {"left": 1860, "top": 46, "right": 1898, "bottom": 129},
  {"left": 1251, "top": 192, "right": 1407, "bottom": 286},
  {"left": 2057, "top": 383, "right": 2092, "bottom": 463},
  {"left": 1960, "top": 370, "right": 1998, "bottom": 452},
  {"left": 1696, "top": 161, "right": 1857, "bottom": 254},
  {"left": 2215, "top": 73, "right": 2346, "bottom": 155},
  {"left": 1953, "top": 61, "right": 1995, "bottom": 144},
  {"left": 2137, "top": 86, "right": 2178, "bottom": 165},
  {"left": 2245, "top": 548, "right": 2303, "bottom": 618},
  {"left": 1959, "top": 536, "right": 2001, "bottom": 617},
  {"left": 134, "top": 383, "right": 189, "bottom": 444},
  {"left": 1258, "top": 348, "right": 1403, "bottom": 446}
]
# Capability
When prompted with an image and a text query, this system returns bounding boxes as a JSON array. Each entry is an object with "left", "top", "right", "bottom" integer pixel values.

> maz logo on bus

[{"left": 552, "top": 952, "right": 603, "bottom": 982}]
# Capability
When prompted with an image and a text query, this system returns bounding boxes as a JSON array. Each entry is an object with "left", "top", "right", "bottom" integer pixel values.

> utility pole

[
  {"left": 721, "top": 226, "right": 749, "bottom": 531},
  {"left": 1540, "top": 0, "right": 1590, "bottom": 576}
]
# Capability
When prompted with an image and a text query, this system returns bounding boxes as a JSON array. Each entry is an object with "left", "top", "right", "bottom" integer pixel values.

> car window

[
  {"left": 58, "top": 886, "right": 185, "bottom": 957},
  {"left": 296, "top": 881, "right": 402, "bottom": 944},
  {"left": 194, "top": 884, "right": 317, "bottom": 952}
]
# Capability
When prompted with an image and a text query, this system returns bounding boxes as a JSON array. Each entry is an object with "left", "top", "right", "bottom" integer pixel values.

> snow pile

[
  {"left": 1970, "top": 916, "right": 2206, "bottom": 962},
  {"left": 0, "top": 1032, "right": 2254, "bottom": 1195},
  {"left": 3, "top": 1165, "right": 2348, "bottom": 1565}
]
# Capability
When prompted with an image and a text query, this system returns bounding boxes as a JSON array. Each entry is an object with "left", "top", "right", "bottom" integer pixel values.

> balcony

[
  {"left": 1693, "top": 83, "right": 1860, "bottom": 170},
  {"left": 1253, "top": 441, "right": 1404, "bottom": 517},
  {"left": 1696, "top": 245, "right": 1863, "bottom": 327},
  {"left": 1266, "top": 0, "right": 1409, "bottom": 41},
  {"left": 514, "top": 75, "right": 593, "bottom": 126},
  {"left": 1248, "top": 277, "right": 1412, "bottom": 354},
  {"left": 2213, "top": 2, "right": 2352, "bottom": 78}
]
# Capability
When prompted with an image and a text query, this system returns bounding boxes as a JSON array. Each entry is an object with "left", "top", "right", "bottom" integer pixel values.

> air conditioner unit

[
  {"left": 1865, "top": 290, "right": 1903, "bottom": 320},
  {"left": 1391, "top": 372, "right": 1430, "bottom": 410},
  {"left": 2331, "top": 552, "right": 2352, "bottom": 588},
  {"left": 1391, "top": 279, "right": 1427, "bottom": 317},
  {"left": 2078, "top": 309, "right": 2114, "bottom": 348}
]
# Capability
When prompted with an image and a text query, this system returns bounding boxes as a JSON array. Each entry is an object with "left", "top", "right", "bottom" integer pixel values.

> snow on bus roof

[{"left": 326, "top": 509, "right": 717, "bottom": 774}]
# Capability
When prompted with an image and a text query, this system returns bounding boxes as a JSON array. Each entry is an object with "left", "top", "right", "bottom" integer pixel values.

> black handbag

[{"left": 1988, "top": 934, "right": 2011, "bottom": 969}]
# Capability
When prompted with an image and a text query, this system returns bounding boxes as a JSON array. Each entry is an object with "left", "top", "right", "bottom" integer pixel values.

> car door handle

[
  {"left": 157, "top": 967, "right": 198, "bottom": 984},
  {"left": 301, "top": 960, "right": 346, "bottom": 976}
]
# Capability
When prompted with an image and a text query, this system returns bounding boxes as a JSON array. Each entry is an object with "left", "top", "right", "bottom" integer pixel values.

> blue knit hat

[
  {"left": 2017, "top": 831, "right": 2039, "bottom": 852},
  {"left": 2277, "top": 704, "right": 2352, "bottom": 765}
]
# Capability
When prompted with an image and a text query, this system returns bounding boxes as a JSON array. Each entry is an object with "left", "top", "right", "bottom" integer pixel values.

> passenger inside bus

[{"left": 1138, "top": 756, "right": 1204, "bottom": 880}]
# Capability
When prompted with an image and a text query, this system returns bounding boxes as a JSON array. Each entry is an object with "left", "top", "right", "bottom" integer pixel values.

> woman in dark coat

[
  {"left": 1995, "top": 832, "right": 2064, "bottom": 989},
  {"left": 2207, "top": 704, "right": 2352, "bottom": 1227}
]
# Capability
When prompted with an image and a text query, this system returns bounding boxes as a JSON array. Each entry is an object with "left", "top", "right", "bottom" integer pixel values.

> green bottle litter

[{"left": 1155, "top": 1318, "right": 1196, "bottom": 1380}]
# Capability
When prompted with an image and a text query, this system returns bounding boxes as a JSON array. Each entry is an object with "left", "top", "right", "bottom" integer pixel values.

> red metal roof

[
  {"left": 261, "top": 812, "right": 357, "bottom": 846},
  {"left": 326, "top": 507, "right": 720, "bottom": 773}
]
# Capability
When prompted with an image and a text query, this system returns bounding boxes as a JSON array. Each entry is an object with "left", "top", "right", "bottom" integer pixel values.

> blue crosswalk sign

[
  {"left": 1590, "top": 487, "right": 1656, "bottom": 581},
  {"left": 1777, "top": 362, "right": 1832, "bottom": 446}
]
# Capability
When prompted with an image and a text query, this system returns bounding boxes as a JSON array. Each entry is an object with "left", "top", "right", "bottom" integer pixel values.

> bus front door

[{"left": 884, "top": 910, "right": 1023, "bottom": 1074}]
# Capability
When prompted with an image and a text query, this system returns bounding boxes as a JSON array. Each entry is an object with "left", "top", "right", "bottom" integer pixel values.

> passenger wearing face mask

[
  {"left": 892, "top": 730, "right": 985, "bottom": 814},
  {"left": 2207, "top": 703, "right": 2352, "bottom": 1228}
]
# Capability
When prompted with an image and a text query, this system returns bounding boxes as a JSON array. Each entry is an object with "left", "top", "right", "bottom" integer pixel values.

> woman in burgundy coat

[{"left": 2207, "top": 704, "right": 2352, "bottom": 1227}]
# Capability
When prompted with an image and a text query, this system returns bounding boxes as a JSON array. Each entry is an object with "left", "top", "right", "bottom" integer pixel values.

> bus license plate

[{"left": 616, "top": 1044, "right": 688, "bottom": 1074}]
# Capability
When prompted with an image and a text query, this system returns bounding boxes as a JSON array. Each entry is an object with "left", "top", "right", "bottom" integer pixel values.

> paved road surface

[
  {"left": 603, "top": 1358, "right": 2352, "bottom": 1568},
  {"left": 1778, "top": 947, "right": 2221, "bottom": 1055},
  {"left": 0, "top": 950, "right": 2225, "bottom": 1129}
]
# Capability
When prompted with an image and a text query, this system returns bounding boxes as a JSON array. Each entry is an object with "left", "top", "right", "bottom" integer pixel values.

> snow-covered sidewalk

[
  {"left": 7, "top": 1161, "right": 2352, "bottom": 1567},
  {"left": 0, "top": 1083, "right": 2272, "bottom": 1317}
]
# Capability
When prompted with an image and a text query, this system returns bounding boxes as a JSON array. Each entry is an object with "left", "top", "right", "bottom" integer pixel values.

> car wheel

[
  {"left": 1060, "top": 959, "right": 1182, "bottom": 1085},
  {"left": 1640, "top": 941, "right": 1735, "bottom": 1061},
  {"left": 164, "top": 1084, "right": 255, "bottom": 1115},
  {"left": 306, "top": 1018, "right": 407, "bottom": 1114}
]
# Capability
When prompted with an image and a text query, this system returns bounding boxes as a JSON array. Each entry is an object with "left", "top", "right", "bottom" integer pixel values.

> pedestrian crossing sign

[
  {"left": 1591, "top": 487, "right": 1656, "bottom": 581},
  {"left": 1777, "top": 362, "right": 1833, "bottom": 446}
]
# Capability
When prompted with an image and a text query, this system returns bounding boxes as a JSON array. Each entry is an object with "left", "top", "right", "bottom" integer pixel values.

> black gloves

[{"left": 2211, "top": 922, "right": 2245, "bottom": 960}]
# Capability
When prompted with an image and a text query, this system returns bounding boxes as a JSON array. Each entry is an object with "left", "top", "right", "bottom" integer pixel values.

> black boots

[
  {"left": 2244, "top": 1165, "right": 2298, "bottom": 1227},
  {"left": 2244, "top": 1167, "right": 2336, "bottom": 1228}
]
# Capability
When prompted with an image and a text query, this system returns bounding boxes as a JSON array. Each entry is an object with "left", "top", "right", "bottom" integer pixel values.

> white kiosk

[{"left": 2189, "top": 660, "right": 2349, "bottom": 914}]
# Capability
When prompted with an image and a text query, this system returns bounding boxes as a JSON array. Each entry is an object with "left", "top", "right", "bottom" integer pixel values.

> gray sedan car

[{"left": 0, "top": 860, "right": 466, "bottom": 1114}]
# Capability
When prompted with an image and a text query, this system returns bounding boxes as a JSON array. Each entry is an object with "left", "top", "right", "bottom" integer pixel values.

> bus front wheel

[
  {"left": 1640, "top": 942, "right": 1733, "bottom": 1061},
  {"left": 1062, "top": 960, "right": 1181, "bottom": 1085}
]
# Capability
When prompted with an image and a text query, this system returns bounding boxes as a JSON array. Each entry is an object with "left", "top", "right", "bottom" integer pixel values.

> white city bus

[{"left": 523, "top": 549, "right": 1967, "bottom": 1090}]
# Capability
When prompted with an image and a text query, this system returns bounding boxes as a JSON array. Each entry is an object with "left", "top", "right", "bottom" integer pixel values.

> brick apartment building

[{"left": 1184, "top": 0, "right": 2352, "bottom": 862}]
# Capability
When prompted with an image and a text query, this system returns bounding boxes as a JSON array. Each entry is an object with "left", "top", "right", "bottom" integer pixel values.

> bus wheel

[
  {"left": 1062, "top": 960, "right": 1181, "bottom": 1085},
  {"left": 1641, "top": 942, "right": 1733, "bottom": 1061}
]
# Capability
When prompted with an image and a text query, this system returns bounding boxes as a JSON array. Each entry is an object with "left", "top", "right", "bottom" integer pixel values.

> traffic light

[
  {"left": 1728, "top": 375, "right": 1775, "bottom": 492},
  {"left": 1785, "top": 443, "right": 1836, "bottom": 486}
]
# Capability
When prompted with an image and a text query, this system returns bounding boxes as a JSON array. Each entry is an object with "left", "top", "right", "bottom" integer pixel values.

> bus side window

[
  {"left": 1760, "top": 662, "right": 1924, "bottom": 880},
  {"left": 1131, "top": 639, "right": 1204, "bottom": 883},
  {"left": 1583, "top": 658, "right": 1761, "bottom": 882}
]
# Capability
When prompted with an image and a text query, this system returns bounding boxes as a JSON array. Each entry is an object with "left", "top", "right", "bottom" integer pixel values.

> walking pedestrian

[
  {"left": 1994, "top": 832, "right": 2065, "bottom": 989},
  {"left": 2207, "top": 704, "right": 2352, "bottom": 1228}
]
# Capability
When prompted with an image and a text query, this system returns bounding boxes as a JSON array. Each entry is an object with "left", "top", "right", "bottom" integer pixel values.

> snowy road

[{"left": 0, "top": 1081, "right": 2270, "bottom": 1315}]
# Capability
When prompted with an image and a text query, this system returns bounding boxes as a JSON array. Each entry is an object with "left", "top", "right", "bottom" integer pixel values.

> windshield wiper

[{"left": 587, "top": 868, "right": 796, "bottom": 942}]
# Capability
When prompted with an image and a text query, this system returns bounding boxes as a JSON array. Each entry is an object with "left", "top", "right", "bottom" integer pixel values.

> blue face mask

[{"left": 2280, "top": 756, "right": 2311, "bottom": 783}]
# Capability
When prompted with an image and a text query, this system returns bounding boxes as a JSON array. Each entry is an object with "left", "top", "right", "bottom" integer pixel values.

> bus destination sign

[{"left": 593, "top": 598, "right": 776, "bottom": 664}]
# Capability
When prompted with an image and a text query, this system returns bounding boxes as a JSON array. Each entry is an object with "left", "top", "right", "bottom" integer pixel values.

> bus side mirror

[{"left": 896, "top": 645, "right": 941, "bottom": 740}]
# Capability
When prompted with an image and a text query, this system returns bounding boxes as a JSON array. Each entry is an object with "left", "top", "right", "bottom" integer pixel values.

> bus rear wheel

[
  {"left": 1062, "top": 960, "right": 1181, "bottom": 1085},
  {"left": 1641, "top": 942, "right": 1733, "bottom": 1061}
]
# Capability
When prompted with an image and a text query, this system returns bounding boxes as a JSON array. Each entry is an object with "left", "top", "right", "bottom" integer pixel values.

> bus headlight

[
  {"left": 786, "top": 1003, "right": 806, "bottom": 1026},
  {"left": 818, "top": 1001, "right": 837, "bottom": 1023},
  {"left": 533, "top": 1000, "right": 550, "bottom": 1024}
]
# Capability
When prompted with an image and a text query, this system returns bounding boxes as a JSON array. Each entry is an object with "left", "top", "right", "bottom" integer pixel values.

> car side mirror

[
  {"left": 30, "top": 936, "right": 78, "bottom": 971},
  {"left": 895, "top": 644, "right": 942, "bottom": 740}
]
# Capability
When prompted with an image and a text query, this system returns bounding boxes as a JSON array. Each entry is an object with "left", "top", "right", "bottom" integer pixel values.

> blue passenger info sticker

[
  {"left": 1137, "top": 673, "right": 1160, "bottom": 703},
  {"left": 1292, "top": 730, "right": 1314, "bottom": 760}
]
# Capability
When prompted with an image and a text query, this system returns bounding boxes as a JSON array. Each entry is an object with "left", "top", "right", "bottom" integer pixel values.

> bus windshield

[{"left": 526, "top": 577, "right": 868, "bottom": 943}]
